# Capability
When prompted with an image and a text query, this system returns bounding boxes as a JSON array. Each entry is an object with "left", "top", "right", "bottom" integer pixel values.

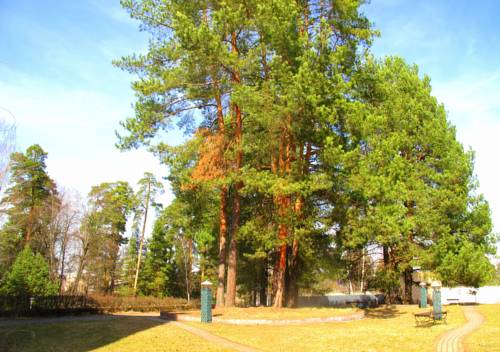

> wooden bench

[{"left": 414, "top": 310, "right": 448, "bottom": 326}]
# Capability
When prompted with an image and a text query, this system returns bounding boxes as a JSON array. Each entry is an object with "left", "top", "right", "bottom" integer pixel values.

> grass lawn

[
  {"left": 189, "top": 305, "right": 466, "bottom": 352},
  {"left": 183, "top": 306, "right": 358, "bottom": 320},
  {"left": 0, "top": 317, "right": 230, "bottom": 352},
  {"left": 465, "top": 304, "right": 500, "bottom": 352},
  {"left": 0, "top": 305, "right": 469, "bottom": 352}
]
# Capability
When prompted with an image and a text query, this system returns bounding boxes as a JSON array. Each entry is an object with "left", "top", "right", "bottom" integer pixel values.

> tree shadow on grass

[
  {"left": 414, "top": 321, "right": 437, "bottom": 329},
  {"left": 364, "top": 305, "right": 405, "bottom": 319},
  {"left": 0, "top": 314, "right": 167, "bottom": 352}
]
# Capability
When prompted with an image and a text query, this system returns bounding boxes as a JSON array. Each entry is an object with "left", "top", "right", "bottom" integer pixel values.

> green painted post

[
  {"left": 419, "top": 282, "right": 427, "bottom": 308},
  {"left": 201, "top": 280, "right": 212, "bottom": 323},
  {"left": 432, "top": 281, "right": 442, "bottom": 320}
]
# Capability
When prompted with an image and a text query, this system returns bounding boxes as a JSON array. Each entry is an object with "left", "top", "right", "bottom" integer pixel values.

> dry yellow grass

[
  {"left": 0, "top": 317, "right": 229, "bottom": 352},
  {"left": 464, "top": 304, "right": 500, "bottom": 352},
  {"left": 0, "top": 305, "right": 471, "bottom": 352},
  {"left": 190, "top": 305, "right": 466, "bottom": 352},
  {"left": 184, "top": 306, "right": 358, "bottom": 320}
]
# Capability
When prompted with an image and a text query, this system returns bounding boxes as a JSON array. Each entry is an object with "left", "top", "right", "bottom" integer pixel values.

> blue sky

[{"left": 1, "top": 1, "right": 500, "bottom": 238}]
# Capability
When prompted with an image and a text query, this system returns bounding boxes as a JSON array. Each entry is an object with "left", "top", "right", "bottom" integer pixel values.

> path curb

[{"left": 160, "top": 310, "right": 365, "bottom": 325}]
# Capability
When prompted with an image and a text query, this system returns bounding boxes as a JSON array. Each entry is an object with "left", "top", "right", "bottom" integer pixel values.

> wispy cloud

[{"left": 0, "top": 65, "right": 172, "bottom": 213}]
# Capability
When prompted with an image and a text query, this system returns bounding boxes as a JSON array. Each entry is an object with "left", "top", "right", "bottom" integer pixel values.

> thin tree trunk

[
  {"left": 26, "top": 207, "right": 33, "bottom": 243},
  {"left": 183, "top": 238, "right": 192, "bottom": 303},
  {"left": 404, "top": 267, "right": 413, "bottom": 304},
  {"left": 58, "top": 225, "right": 70, "bottom": 294},
  {"left": 383, "top": 245, "right": 389, "bottom": 266},
  {"left": 109, "top": 246, "right": 119, "bottom": 294},
  {"left": 73, "top": 242, "right": 89, "bottom": 294},
  {"left": 360, "top": 247, "right": 365, "bottom": 293},
  {"left": 133, "top": 181, "right": 151, "bottom": 295},
  {"left": 259, "top": 260, "right": 267, "bottom": 306}
]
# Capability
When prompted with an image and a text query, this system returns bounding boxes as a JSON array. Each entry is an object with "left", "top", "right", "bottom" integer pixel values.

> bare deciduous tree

[{"left": 0, "top": 108, "right": 16, "bottom": 189}]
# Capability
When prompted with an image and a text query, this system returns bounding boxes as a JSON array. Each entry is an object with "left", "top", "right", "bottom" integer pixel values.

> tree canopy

[{"left": 115, "top": 0, "right": 496, "bottom": 306}]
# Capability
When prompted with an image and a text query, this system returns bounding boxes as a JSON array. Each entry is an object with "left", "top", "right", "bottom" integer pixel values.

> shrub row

[
  {"left": 87, "top": 295, "right": 198, "bottom": 312},
  {"left": 0, "top": 295, "right": 198, "bottom": 317}
]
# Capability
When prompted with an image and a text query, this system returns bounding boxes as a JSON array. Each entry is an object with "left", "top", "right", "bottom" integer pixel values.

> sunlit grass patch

[
  {"left": 183, "top": 306, "right": 358, "bottom": 320},
  {"left": 0, "top": 317, "right": 228, "bottom": 352},
  {"left": 465, "top": 304, "right": 500, "bottom": 352},
  {"left": 190, "top": 305, "right": 465, "bottom": 352}
]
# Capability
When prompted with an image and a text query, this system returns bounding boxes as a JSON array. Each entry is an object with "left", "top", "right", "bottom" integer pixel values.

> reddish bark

[
  {"left": 214, "top": 89, "right": 228, "bottom": 307},
  {"left": 225, "top": 32, "right": 242, "bottom": 307},
  {"left": 216, "top": 185, "right": 228, "bottom": 306}
]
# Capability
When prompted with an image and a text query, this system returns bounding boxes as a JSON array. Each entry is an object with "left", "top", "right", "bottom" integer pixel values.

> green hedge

[{"left": 88, "top": 295, "right": 199, "bottom": 312}]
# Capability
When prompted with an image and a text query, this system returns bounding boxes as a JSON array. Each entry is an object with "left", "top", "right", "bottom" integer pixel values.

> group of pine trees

[
  {"left": 114, "top": 0, "right": 496, "bottom": 307},
  {"left": 0, "top": 0, "right": 496, "bottom": 305},
  {"left": 0, "top": 144, "right": 164, "bottom": 297}
]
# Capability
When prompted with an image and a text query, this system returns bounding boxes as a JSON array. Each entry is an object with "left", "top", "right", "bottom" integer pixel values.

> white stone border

[{"left": 160, "top": 310, "right": 365, "bottom": 325}]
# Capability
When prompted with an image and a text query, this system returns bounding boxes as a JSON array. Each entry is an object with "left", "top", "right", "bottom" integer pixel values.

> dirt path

[
  {"left": 0, "top": 313, "right": 261, "bottom": 352},
  {"left": 149, "top": 317, "right": 261, "bottom": 352},
  {"left": 436, "top": 306, "right": 485, "bottom": 352}
]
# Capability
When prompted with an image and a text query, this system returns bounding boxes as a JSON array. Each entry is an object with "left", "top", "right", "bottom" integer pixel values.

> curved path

[
  {"left": 150, "top": 318, "right": 261, "bottom": 352},
  {"left": 436, "top": 306, "right": 485, "bottom": 352},
  {"left": 160, "top": 310, "right": 365, "bottom": 325},
  {"left": 0, "top": 314, "right": 261, "bottom": 352}
]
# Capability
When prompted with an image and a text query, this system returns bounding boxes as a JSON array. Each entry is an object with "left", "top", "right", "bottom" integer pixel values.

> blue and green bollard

[
  {"left": 419, "top": 282, "right": 427, "bottom": 308},
  {"left": 431, "top": 280, "right": 442, "bottom": 320},
  {"left": 201, "top": 280, "right": 213, "bottom": 323}
]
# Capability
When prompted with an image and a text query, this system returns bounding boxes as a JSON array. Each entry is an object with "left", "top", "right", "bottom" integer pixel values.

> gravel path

[{"left": 436, "top": 306, "right": 485, "bottom": 352}]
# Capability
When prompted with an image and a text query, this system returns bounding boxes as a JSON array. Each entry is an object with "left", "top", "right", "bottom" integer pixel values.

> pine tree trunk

[
  {"left": 286, "top": 238, "right": 300, "bottom": 307},
  {"left": 260, "top": 262, "right": 268, "bottom": 306},
  {"left": 404, "top": 267, "right": 413, "bottom": 304},
  {"left": 215, "top": 92, "right": 228, "bottom": 307},
  {"left": 383, "top": 245, "right": 389, "bottom": 266},
  {"left": 225, "top": 32, "right": 242, "bottom": 307},
  {"left": 273, "top": 127, "right": 292, "bottom": 308},
  {"left": 286, "top": 193, "right": 303, "bottom": 308},
  {"left": 216, "top": 186, "right": 228, "bottom": 306},
  {"left": 273, "top": 231, "right": 287, "bottom": 308},
  {"left": 225, "top": 187, "right": 239, "bottom": 306}
]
